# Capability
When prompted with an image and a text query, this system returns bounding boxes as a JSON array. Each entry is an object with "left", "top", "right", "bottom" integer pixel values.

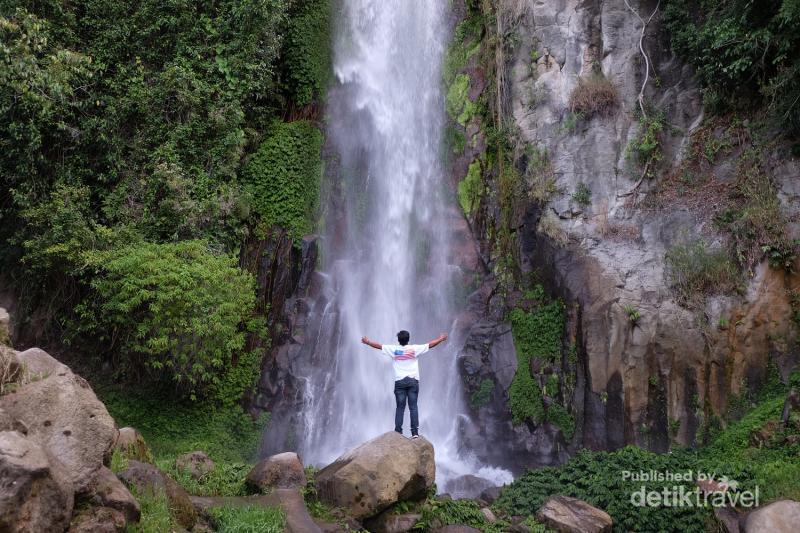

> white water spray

[{"left": 298, "top": 0, "right": 512, "bottom": 490}]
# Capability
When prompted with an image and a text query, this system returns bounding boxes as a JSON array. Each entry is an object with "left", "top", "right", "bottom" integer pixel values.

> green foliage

[
  {"left": 242, "top": 120, "right": 323, "bottom": 240},
  {"left": 458, "top": 160, "right": 483, "bottom": 216},
  {"left": 665, "top": 240, "right": 741, "bottom": 305},
  {"left": 545, "top": 402, "right": 575, "bottom": 440},
  {"left": 443, "top": 12, "right": 483, "bottom": 87},
  {"left": 509, "top": 300, "right": 564, "bottom": 364},
  {"left": 571, "top": 182, "right": 591, "bottom": 207},
  {"left": 161, "top": 459, "right": 253, "bottom": 497},
  {"left": 623, "top": 305, "right": 640, "bottom": 325},
  {"left": 281, "top": 0, "right": 331, "bottom": 107},
  {"left": 208, "top": 504, "right": 285, "bottom": 533},
  {"left": 664, "top": 0, "right": 800, "bottom": 133},
  {"left": 495, "top": 447, "right": 712, "bottom": 532},
  {"left": 100, "top": 387, "right": 268, "bottom": 463},
  {"left": 414, "top": 498, "right": 504, "bottom": 532},
  {"left": 508, "top": 295, "right": 565, "bottom": 425},
  {"left": 627, "top": 111, "right": 665, "bottom": 177},
  {"left": 714, "top": 147, "right": 797, "bottom": 272},
  {"left": 496, "top": 383, "right": 800, "bottom": 531},
  {"left": 446, "top": 73, "right": 477, "bottom": 126},
  {"left": 470, "top": 378, "right": 494, "bottom": 409},
  {"left": 78, "top": 240, "right": 263, "bottom": 403},
  {"left": 128, "top": 487, "right": 175, "bottom": 533}
]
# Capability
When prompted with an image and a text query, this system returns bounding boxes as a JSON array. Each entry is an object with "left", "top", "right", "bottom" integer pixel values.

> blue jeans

[{"left": 394, "top": 377, "right": 419, "bottom": 436}]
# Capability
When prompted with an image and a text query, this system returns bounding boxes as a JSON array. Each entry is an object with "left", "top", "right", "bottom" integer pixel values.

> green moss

[
  {"left": 458, "top": 160, "right": 483, "bottom": 216},
  {"left": 470, "top": 378, "right": 494, "bottom": 409},
  {"left": 443, "top": 14, "right": 483, "bottom": 87},
  {"left": 243, "top": 120, "right": 323, "bottom": 240},
  {"left": 546, "top": 402, "right": 575, "bottom": 440},
  {"left": 508, "top": 296, "right": 565, "bottom": 426},
  {"left": 446, "top": 74, "right": 477, "bottom": 126}
]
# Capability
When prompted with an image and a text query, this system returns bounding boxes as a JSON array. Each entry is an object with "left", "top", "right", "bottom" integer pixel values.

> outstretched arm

[
  {"left": 427, "top": 333, "right": 448, "bottom": 349},
  {"left": 361, "top": 336, "right": 382, "bottom": 350}
]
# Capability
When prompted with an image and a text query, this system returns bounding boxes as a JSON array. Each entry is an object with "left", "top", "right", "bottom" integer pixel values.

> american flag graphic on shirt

[{"left": 392, "top": 347, "right": 417, "bottom": 361}]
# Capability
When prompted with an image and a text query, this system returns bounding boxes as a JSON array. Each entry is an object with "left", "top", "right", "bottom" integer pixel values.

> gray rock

[
  {"left": 118, "top": 460, "right": 196, "bottom": 530},
  {"left": 316, "top": 431, "right": 435, "bottom": 520},
  {"left": 443, "top": 475, "right": 494, "bottom": 500},
  {"left": 744, "top": 500, "right": 800, "bottom": 533},
  {"left": 175, "top": 450, "right": 215, "bottom": 480},
  {"left": 113, "top": 427, "right": 152, "bottom": 463},
  {"left": 90, "top": 466, "right": 141, "bottom": 523},
  {"left": 536, "top": 495, "right": 612, "bottom": 533},
  {"left": 0, "top": 430, "right": 74, "bottom": 532},
  {"left": 0, "top": 348, "right": 118, "bottom": 493},
  {"left": 479, "top": 486, "right": 503, "bottom": 504},
  {"left": 363, "top": 508, "right": 421, "bottom": 533},
  {"left": 246, "top": 451, "right": 306, "bottom": 491}
]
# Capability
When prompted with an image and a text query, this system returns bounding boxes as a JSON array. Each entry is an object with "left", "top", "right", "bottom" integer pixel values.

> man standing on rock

[{"left": 361, "top": 330, "right": 448, "bottom": 439}]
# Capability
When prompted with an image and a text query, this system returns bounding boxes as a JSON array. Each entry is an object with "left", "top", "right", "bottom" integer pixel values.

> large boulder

[
  {"left": 175, "top": 450, "right": 215, "bottom": 480},
  {"left": 0, "top": 348, "right": 118, "bottom": 493},
  {"left": 0, "top": 430, "right": 74, "bottom": 532},
  {"left": 316, "top": 431, "right": 435, "bottom": 520},
  {"left": 744, "top": 500, "right": 800, "bottom": 533},
  {"left": 90, "top": 466, "right": 141, "bottom": 523},
  {"left": 117, "top": 460, "right": 197, "bottom": 530},
  {"left": 246, "top": 451, "right": 306, "bottom": 491},
  {"left": 536, "top": 495, "right": 612, "bottom": 533}
]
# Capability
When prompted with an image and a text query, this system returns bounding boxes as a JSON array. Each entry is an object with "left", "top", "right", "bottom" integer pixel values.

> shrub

[
  {"left": 665, "top": 240, "right": 740, "bottom": 304},
  {"left": 494, "top": 447, "right": 712, "bottom": 532},
  {"left": 571, "top": 182, "right": 592, "bottom": 207},
  {"left": 568, "top": 74, "right": 618, "bottom": 119},
  {"left": 664, "top": 0, "right": 800, "bottom": 133},
  {"left": 243, "top": 120, "right": 323, "bottom": 240},
  {"left": 282, "top": 0, "right": 331, "bottom": 107},
  {"left": 627, "top": 111, "right": 665, "bottom": 177},
  {"left": 79, "top": 240, "right": 264, "bottom": 402}
]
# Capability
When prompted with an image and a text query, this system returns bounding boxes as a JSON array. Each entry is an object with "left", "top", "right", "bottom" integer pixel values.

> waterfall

[{"left": 295, "top": 0, "right": 512, "bottom": 490}]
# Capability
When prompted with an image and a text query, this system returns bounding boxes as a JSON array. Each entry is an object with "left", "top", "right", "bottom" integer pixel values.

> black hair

[{"left": 397, "top": 330, "right": 410, "bottom": 346}]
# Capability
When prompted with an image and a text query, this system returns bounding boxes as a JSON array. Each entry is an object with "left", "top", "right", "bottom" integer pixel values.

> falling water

[{"left": 296, "top": 0, "right": 512, "bottom": 489}]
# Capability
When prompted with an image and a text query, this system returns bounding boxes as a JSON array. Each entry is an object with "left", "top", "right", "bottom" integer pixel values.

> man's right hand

[{"left": 361, "top": 336, "right": 369, "bottom": 345}]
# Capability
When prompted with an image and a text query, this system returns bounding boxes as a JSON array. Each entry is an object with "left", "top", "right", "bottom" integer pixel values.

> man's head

[{"left": 397, "top": 330, "right": 410, "bottom": 346}]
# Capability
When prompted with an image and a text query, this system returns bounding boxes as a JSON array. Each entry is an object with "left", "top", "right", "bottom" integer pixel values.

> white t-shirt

[{"left": 380, "top": 343, "right": 430, "bottom": 381}]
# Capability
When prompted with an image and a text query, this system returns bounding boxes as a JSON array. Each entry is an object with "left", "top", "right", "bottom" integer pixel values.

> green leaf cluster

[
  {"left": 78, "top": 240, "right": 264, "bottom": 403},
  {"left": 242, "top": 120, "right": 323, "bottom": 240},
  {"left": 664, "top": 0, "right": 800, "bottom": 133},
  {"left": 508, "top": 296, "right": 566, "bottom": 426},
  {"left": 281, "top": 0, "right": 331, "bottom": 107}
]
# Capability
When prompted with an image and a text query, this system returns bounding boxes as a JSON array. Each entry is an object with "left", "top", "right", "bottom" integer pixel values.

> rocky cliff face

[
  {"left": 448, "top": 0, "right": 800, "bottom": 468},
  {"left": 253, "top": 0, "right": 800, "bottom": 473}
]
